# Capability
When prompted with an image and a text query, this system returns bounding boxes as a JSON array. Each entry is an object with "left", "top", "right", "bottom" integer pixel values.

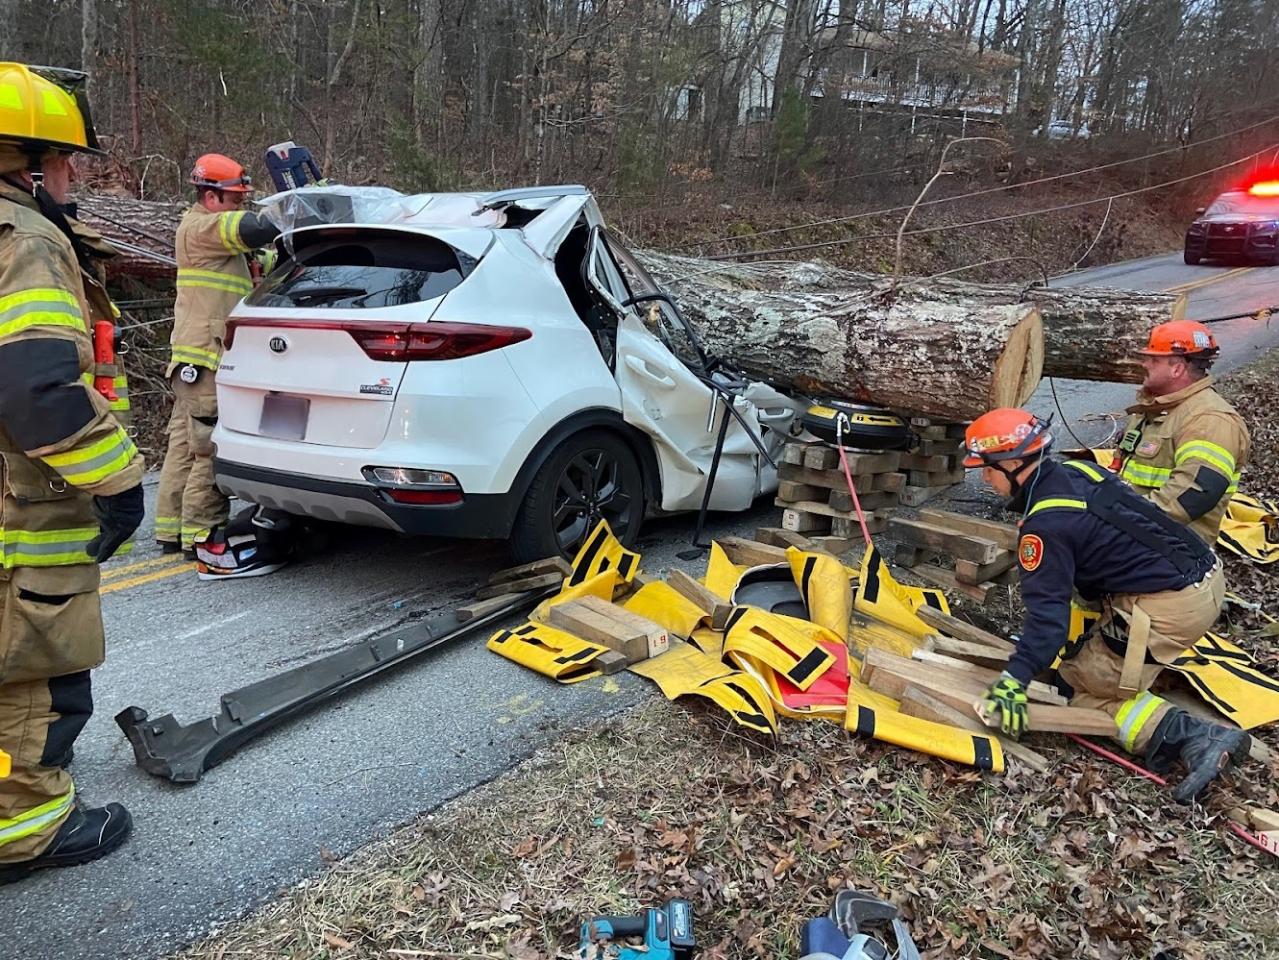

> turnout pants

[
  {"left": 156, "top": 370, "right": 229, "bottom": 549},
  {"left": 0, "top": 572, "right": 102, "bottom": 863},
  {"left": 1059, "top": 561, "right": 1225, "bottom": 755}
]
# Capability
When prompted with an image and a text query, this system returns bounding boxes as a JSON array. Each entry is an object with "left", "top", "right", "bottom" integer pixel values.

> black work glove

[{"left": 86, "top": 484, "right": 145, "bottom": 562}]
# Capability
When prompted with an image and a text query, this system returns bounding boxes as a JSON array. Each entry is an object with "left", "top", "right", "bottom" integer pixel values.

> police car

[{"left": 1184, "top": 180, "right": 1279, "bottom": 265}]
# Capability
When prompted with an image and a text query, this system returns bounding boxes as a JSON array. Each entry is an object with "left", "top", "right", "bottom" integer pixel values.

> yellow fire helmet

[{"left": 0, "top": 62, "right": 102, "bottom": 155}]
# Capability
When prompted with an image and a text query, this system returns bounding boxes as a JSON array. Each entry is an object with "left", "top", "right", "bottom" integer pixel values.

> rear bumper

[{"left": 213, "top": 459, "right": 520, "bottom": 538}]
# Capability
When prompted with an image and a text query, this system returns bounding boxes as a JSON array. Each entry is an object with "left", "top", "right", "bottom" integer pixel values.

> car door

[{"left": 583, "top": 229, "right": 768, "bottom": 512}]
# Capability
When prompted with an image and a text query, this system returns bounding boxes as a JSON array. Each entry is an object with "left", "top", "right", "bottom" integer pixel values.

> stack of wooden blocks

[
  {"left": 889, "top": 508, "right": 1020, "bottom": 604},
  {"left": 898, "top": 420, "right": 969, "bottom": 506},
  {"left": 774, "top": 441, "right": 905, "bottom": 552}
]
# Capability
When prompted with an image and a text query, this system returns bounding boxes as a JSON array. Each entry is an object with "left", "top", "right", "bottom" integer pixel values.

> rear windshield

[
  {"left": 1205, "top": 192, "right": 1279, "bottom": 218},
  {"left": 246, "top": 234, "right": 477, "bottom": 309}
]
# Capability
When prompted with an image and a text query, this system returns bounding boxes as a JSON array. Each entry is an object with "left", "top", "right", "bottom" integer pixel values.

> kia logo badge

[{"left": 269, "top": 336, "right": 289, "bottom": 354}]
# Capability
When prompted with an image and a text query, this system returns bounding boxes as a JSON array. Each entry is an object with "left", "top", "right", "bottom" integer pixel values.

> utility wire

[
  {"left": 709, "top": 141, "right": 1279, "bottom": 261},
  {"left": 683, "top": 112, "right": 1279, "bottom": 250}
]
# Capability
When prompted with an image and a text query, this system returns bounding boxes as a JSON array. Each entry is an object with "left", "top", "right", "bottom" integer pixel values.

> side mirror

[{"left": 1195, "top": 207, "right": 1206, "bottom": 216}]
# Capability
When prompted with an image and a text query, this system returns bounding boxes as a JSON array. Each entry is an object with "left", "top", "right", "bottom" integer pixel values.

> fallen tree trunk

[
  {"left": 75, "top": 194, "right": 182, "bottom": 281},
  {"left": 638, "top": 253, "right": 1044, "bottom": 420},
  {"left": 637, "top": 251, "right": 1183, "bottom": 385}
]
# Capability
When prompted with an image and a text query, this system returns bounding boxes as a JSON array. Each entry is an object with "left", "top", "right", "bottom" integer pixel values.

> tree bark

[
  {"left": 637, "top": 251, "right": 1183, "bottom": 386},
  {"left": 637, "top": 252, "right": 1043, "bottom": 421}
]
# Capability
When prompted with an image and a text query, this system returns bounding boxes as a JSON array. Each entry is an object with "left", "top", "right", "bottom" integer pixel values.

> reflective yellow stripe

[
  {"left": 1027, "top": 497, "right": 1087, "bottom": 517},
  {"left": 181, "top": 524, "right": 211, "bottom": 548},
  {"left": 110, "top": 374, "right": 130, "bottom": 411},
  {"left": 1115, "top": 691, "right": 1165, "bottom": 752},
  {"left": 218, "top": 211, "right": 249, "bottom": 253},
  {"left": 155, "top": 516, "right": 181, "bottom": 535},
  {"left": 1119, "top": 461, "right": 1172, "bottom": 488},
  {"left": 1175, "top": 440, "right": 1237, "bottom": 477},
  {"left": 0, "top": 526, "right": 99, "bottom": 567},
  {"left": 41, "top": 427, "right": 137, "bottom": 486},
  {"left": 170, "top": 344, "right": 221, "bottom": 369},
  {"left": 176, "top": 268, "right": 252, "bottom": 295},
  {"left": 1063, "top": 459, "right": 1105, "bottom": 482},
  {"left": 0, "top": 786, "right": 75, "bottom": 848},
  {"left": 0, "top": 287, "right": 84, "bottom": 338}
]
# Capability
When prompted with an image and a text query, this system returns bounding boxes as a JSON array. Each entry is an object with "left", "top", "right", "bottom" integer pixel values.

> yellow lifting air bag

[
  {"left": 853, "top": 544, "right": 948, "bottom": 639},
  {"left": 704, "top": 541, "right": 744, "bottom": 600},
  {"left": 845, "top": 684, "right": 1005, "bottom": 772},
  {"left": 1217, "top": 494, "right": 1279, "bottom": 564},
  {"left": 629, "top": 639, "right": 777, "bottom": 734},
  {"left": 1168, "top": 632, "right": 1279, "bottom": 729},
  {"left": 568, "top": 520, "right": 641, "bottom": 586},
  {"left": 721, "top": 606, "right": 836, "bottom": 692},
  {"left": 786, "top": 548, "right": 853, "bottom": 641},
  {"left": 623, "top": 580, "right": 708, "bottom": 638},
  {"left": 487, "top": 621, "right": 611, "bottom": 683},
  {"left": 532, "top": 569, "right": 618, "bottom": 622}
]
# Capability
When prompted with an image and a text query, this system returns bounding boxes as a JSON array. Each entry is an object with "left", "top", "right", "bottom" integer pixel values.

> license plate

[{"left": 259, "top": 393, "right": 310, "bottom": 441}]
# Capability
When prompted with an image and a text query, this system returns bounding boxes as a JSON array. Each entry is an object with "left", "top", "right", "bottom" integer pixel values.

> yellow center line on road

[
  {"left": 101, "top": 553, "right": 186, "bottom": 583},
  {"left": 101, "top": 562, "right": 196, "bottom": 595},
  {"left": 1164, "top": 266, "right": 1254, "bottom": 295}
]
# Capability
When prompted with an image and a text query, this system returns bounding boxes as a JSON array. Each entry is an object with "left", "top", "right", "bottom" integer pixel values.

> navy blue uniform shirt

[{"left": 1006, "top": 458, "right": 1213, "bottom": 685}]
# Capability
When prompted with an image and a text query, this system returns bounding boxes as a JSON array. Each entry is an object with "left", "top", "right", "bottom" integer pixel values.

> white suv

[{"left": 212, "top": 185, "right": 798, "bottom": 561}]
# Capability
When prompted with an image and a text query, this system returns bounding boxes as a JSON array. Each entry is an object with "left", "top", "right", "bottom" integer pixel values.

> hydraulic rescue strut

[{"left": 115, "top": 585, "right": 556, "bottom": 783}]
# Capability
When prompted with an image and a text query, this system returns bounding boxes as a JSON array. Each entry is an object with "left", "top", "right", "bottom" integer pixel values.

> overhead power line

[
  {"left": 685, "top": 111, "right": 1279, "bottom": 251},
  {"left": 710, "top": 140, "right": 1279, "bottom": 261}
]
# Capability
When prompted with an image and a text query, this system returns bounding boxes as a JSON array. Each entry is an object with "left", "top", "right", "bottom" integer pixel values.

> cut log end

[{"left": 989, "top": 307, "right": 1044, "bottom": 410}]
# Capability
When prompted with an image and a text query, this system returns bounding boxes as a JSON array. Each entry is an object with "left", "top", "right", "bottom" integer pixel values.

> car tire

[
  {"left": 1183, "top": 249, "right": 1201, "bottom": 265},
  {"left": 508, "top": 429, "right": 646, "bottom": 563}
]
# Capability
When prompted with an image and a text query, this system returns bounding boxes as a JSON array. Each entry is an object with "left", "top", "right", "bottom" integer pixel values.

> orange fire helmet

[
  {"left": 962, "top": 409, "right": 1053, "bottom": 468},
  {"left": 190, "top": 153, "right": 252, "bottom": 192},
  {"left": 1137, "top": 320, "right": 1219, "bottom": 358}
]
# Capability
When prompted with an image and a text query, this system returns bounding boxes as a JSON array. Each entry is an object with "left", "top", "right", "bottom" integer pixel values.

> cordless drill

[{"left": 579, "top": 899, "right": 695, "bottom": 960}]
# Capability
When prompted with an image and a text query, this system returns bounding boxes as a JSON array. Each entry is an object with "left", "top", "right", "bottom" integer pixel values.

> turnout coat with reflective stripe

[
  {"left": 1117, "top": 377, "right": 1249, "bottom": 545},
  {"left": 0, "top": 187, "right": 143, "bottom": 577},
  {"left": 1007, "top": 458, "right": 1213, "bottom": 685},
  {"left": 167, "top": 204, "right": 254, "bottom": 376}
]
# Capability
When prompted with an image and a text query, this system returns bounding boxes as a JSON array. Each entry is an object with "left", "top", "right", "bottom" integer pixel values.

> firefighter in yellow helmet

[
  {"left": 155, "top": 153, "right": 279, "bottom": 555},
  {"left": 0, "top": 63, "right": 144, "bottom": 883},
  {"left": 1114, "top": 320, "right": 1249, "bottom": 545}
]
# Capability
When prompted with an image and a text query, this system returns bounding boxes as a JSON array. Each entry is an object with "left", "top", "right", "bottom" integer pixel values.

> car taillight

[{"left": 224, "top": 318, "right": 531, "bottom": 361}]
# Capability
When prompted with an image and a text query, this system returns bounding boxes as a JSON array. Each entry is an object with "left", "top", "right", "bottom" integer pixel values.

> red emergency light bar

[{"left": 1248, "top": 180, "right": 1279, "bottom": 197}]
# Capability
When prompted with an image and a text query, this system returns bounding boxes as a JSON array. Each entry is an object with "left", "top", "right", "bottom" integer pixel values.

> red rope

[
  {"left": 835, "top": 418, "right": 874, "bottom": 544},
  {"left": 1064, "top": 732, "right": 1274, "bottom": 856}
]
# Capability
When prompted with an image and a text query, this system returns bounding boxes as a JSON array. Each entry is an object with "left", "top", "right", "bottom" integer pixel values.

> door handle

[{"left": 623, "top": 354, "right": 676, "bottom": 389}]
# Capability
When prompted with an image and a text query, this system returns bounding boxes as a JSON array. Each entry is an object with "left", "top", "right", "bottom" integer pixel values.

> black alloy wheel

[{"left": 509, "top": 429, "right": 644, "bottom": 562}]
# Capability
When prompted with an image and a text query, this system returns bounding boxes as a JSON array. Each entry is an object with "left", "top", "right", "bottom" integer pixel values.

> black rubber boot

[
  {"left": 158, "top": 540, "right": 182, "bottom": 555},
  {"left": 1145, "top": 709, "right": 1250, "bottom": 803},
  {"left": 0, "top": 803, "right": 133, "bottom": 886}
]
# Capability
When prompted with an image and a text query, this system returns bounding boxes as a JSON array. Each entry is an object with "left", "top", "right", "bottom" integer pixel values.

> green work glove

[{"left": 983, "top": 673, "right": 1029, "bottom": 740}]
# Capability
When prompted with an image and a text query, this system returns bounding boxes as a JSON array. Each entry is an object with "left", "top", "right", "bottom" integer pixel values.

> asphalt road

[{"left": 9, "top": 253, "right": 1279, "bottom": 960}]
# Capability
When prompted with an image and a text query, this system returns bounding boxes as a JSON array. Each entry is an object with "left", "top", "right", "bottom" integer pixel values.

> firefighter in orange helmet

[
  {"left": 0, "top": 63, "right": 143, "bottom": 882},
  {"left": 964, "top": 408, "right": 1248, "bottom": 802},
  {"left": 155, "top": 153, "right": 279, "bottom": 555},
  {"left": 1114, "top": 320, "right": 1249, "bottom": 546}
]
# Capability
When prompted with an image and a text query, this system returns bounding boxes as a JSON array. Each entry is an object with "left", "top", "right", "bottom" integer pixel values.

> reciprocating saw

[{"left": 579, "top": 899, "right": 696, "bottom": 960}]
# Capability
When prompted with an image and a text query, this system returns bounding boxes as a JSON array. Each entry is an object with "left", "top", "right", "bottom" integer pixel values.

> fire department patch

[{"left": 1018, "top": 534, "right": 1044, "bottom": 572}]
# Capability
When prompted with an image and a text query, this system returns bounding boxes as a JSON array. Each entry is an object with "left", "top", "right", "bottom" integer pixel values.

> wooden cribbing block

[
  {"left": 827, "top": 489, "right": 898, "bottom": 513},
  {"left": 917, "top": 508, "right": 1019, "bottom": 550},
  {"left": 899, "top": 452, "right": 951, "bottom": 471},
  {"left": 781, "top": 442, "right": 812, "bottom": 466},
  {"left": 899, "top": 484, "right": 953, "bottom": 507},
  {"left": 548, "top": 595, "right": 669, "bottom": 663},
  {"left": 716, "top": 536, "right": 789, "bottom": 568},
  {"left": 487, "top": 556, "right": 573, "bottom": 586},
  {"left": 457, "top": 592, "right": 526, "bottom": 622},
  {"left": 777, "top": 480, "right": 829, "bottom": 503},
  {"left": 831, "top": 512, "right": 889, "bottom": 538},
  {"left": 954, "top": 553, "right": 1016, "bottom": 586},
  {"left": 1229, "top": 806, "right": 1279, "bottom": 833},
  {"left": 595, "top": 651, "right": 629, "bottom": 675},
  {"left": 908, "top": 468, "right": 967, "bottom": 487},
  {"left": 780, "top": 508, "right": 830, "bottom": 533},
  {"left": 913, "top": 564, "right": 1001, "bottom": 604},
  {"left": 665, "top": 570, "right": 733, "bottom": 630},
  {"left": 803, "top": 446, "right": 901, "bottom": 473},
  {"left": 862, "top": 650, "right": 1117, "bottom": 736},
  {"left": 898, "top": 686, "right": 1051, "bottom": 773},
  {"left": 888, "top": 518, "right": 1002, "bottom": 564},
  {"left": 914, "top": 438, "right": 963, "bottom": 456},
  {"left": 754, "top": 527, "right": 817, "bottom": 551},
  {"left": 811, "top": 535, "right": 857, "bottom": 554},
  {"left": 474, "top": 571, "right": 564, "bottom": 600},
  {"left": 893, "top": 545, "right": 921, "bottom": 568},
  {"left": 912, "top": 606, "right": 1017, "bottom": 653},
  {"left": 931, "top": 636, "right": 1011, "bottom": 666},
  {"left": 911, "top": 649, "right": 1067, "bottom": 705}
]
